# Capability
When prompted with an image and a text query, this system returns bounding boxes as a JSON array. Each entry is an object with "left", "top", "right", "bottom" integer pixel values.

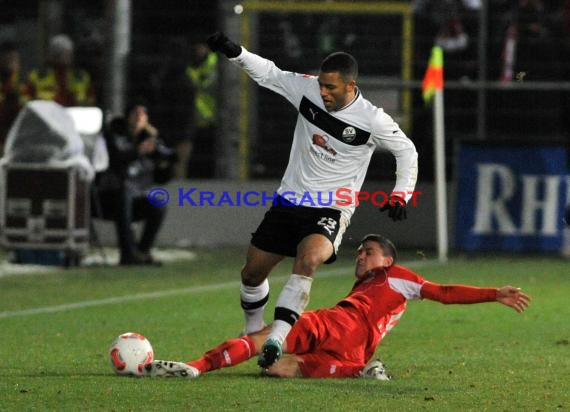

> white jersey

[{"left": 231, "top": 48, "right": 418, "bottom": 220}]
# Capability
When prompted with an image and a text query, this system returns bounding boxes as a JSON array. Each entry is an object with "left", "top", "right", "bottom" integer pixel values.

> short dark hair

[
  {"left": 320, "top": 52, "right": 358, "bottom": 82},
  {"left": 361, "top": 234, "right": 397, "bottom": 263}
]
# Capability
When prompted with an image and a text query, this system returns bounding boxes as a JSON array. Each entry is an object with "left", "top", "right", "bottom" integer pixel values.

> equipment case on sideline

[{"left": 0, "top": 163, "right": 90, "bottom": 266}]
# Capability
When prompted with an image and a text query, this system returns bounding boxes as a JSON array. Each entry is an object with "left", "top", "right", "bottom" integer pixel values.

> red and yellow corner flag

[{"left": 422, "top": 46, "right": 444, "bottom": 104}]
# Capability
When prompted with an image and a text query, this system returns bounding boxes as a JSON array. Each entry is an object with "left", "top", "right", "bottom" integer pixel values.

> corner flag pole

[{"left": 422, "top": 46, "right": 448, "bottom": 262}]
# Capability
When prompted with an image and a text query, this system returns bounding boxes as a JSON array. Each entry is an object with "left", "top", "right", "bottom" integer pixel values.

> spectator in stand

[
  {"left": 95, "top": 102, "right": 175, "bottom": 266},
  {"left": 24, "top": 34, "right": 96, "bottom": 107},
  {"left": 185, "top": 40, "right": 218, "bottom": 178},
  {"left": 0, "top": 41, "right": 26, "bottom": 156},
  {"left": 500, "top": 0, "right": 556, "bottom": 83},
  {"left": 496, "top": 0, "right": 560, "bottom": 137},
  {"left": 412, "top": 0, "right": 478, "bottom": 53}
]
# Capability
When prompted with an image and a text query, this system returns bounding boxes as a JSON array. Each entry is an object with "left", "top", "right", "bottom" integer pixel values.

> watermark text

[{"left": 147, "top": 188, "right": 422, "bottom": 207}]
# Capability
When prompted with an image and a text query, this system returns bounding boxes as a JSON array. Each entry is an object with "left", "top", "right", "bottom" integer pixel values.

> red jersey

[{"left": 286, "top": 264, "right": 497, "bottom": 378}]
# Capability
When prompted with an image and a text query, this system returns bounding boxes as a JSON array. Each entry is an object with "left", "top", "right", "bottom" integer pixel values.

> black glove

[
  {"left": 379, "top": 195, "right": 407, "bottom": 221},
  {"left": 206, "top": 32, "right": 242, "bottom": 58}
]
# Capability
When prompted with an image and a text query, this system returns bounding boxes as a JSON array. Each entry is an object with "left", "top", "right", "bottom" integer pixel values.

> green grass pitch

[{"left": 0, "top": 247, "right": 568, "bottom": 411}]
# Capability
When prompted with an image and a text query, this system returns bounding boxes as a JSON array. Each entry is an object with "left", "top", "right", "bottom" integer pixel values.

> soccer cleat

[
  {"left": 143, "top": 360, "right": 199, "bottom": 379},
  {"left": 257, "top": 338, "right": 282, "bottom": 368},
  {"left": 361, "top": 359, "right": 391, "bottom": 381}
]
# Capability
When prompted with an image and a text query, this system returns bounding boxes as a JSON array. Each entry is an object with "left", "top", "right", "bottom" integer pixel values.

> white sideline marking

[
  {"left": 0, "top": 260, "right": 433, "bottom": 320},
  {"left": 0, "top": 248, "right": 197, "bottom": 279},
  {"left": 0, "top": 280, "right": 243, "bottom": 319}
]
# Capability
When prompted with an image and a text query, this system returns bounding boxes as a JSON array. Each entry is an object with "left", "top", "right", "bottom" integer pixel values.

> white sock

[
  {"left": 240, "top": 279, "right": 269, "bottom": 334},
  {"left": 268, "top": 274, "right": 313, "bottom": 344}
]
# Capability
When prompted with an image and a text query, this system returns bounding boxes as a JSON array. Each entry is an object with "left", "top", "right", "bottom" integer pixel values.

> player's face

[
  {"left": 355, "top": 241, "right": 393, "bottom": 280},
  {"left": 318, "top": 72, "right": 356, "bottom": 112}
]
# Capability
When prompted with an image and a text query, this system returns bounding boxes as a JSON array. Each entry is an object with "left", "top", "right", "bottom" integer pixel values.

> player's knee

[
  {"left": 294, "top": 253, "right": 326, "bottom": 277},
  {"left": 240, "top": 265, "right": 267, "bottom": 286}
]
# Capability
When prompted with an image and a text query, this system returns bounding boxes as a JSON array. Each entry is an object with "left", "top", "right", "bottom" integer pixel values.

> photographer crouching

[{"left": 95, "top": 102, "right": 176, "bottom": 265}]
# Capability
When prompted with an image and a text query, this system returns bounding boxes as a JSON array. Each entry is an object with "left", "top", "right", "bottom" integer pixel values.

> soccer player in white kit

[{"left": 206, "top": 32, "right": 419, "bottom": 368}]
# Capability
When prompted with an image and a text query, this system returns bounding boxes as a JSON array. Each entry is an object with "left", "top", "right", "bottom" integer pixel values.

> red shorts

[{"left": 285, "top": 308, "right": 370, "bottom": 378}]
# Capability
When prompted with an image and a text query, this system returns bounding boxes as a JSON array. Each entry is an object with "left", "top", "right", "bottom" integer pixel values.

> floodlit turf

[{"left": 0, "top": 248, "right": 568, "bottom": 411}]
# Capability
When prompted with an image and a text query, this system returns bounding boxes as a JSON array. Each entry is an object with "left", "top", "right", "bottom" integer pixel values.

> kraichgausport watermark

[{"left": 147, "top": 188, "right": 422, "bottom": 207}]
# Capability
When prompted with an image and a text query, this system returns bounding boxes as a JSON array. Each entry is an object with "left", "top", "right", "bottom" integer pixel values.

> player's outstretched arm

[
  {"left": 496, "top": 286, "right": 531, "bottom": 313},
  {"left": 421, "top": 282, "right": 531, "bottom": 313}
]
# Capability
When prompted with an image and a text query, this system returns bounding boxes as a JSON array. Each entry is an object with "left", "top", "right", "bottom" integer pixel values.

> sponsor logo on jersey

[
  {"left": 342, "top": 126, "right": 356, "bottom": 143},
  {"left": 312, "top": 133, "right": 337, "bottom": 156}
]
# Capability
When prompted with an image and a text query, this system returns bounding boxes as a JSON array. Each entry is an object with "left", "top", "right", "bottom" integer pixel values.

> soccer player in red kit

[{"left": 144, "top": 234, "right": 530, "bottom": 380}]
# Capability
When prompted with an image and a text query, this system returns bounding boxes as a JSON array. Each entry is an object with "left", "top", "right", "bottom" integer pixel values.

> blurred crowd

[
  {"left": 2, "top": 1, "right": 570, "bottom": 180},
  {"left": 1, "top": 1, "right": 570, "bottom": 263},
  {"left": 0, "top": 32, "right": 218, "bottom": 180}
]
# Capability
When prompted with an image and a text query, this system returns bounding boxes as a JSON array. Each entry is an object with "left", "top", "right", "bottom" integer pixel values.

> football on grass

[{"left": 109, "top": 332, "right": 154, "bottom": 376}]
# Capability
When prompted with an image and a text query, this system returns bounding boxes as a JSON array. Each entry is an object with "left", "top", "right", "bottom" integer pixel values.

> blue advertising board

[{"left": 455, "top": 143, "right": 568, "bottom": 252}]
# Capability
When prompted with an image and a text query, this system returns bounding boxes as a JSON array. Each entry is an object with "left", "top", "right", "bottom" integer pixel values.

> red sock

[{"left": 188, "top": 336, "right": 256, "bottom": 373}]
